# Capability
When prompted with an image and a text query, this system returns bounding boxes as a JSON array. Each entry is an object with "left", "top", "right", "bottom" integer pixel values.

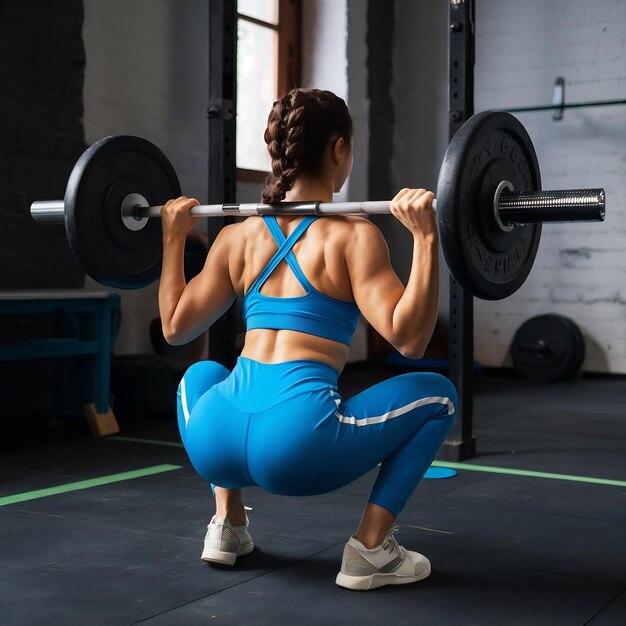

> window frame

[{"left": 236, "top": 0, "right": 301, "bottom": 182}]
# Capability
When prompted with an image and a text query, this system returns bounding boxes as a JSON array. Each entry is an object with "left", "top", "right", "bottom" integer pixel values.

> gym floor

[{"left": 1, "top": 365, "right": 625, "bottom": 626}]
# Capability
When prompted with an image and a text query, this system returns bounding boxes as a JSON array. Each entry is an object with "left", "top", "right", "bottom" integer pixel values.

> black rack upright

[
  {"left": 442, "top": 0, "right": 477, "bottom": 461},
  {"left": 207, "top": 0, "right": 238, "bottom": 369}
]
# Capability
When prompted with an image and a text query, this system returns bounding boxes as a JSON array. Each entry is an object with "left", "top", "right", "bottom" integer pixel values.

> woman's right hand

[
  {"left": 390, "top": 188, "right": 437, "bottom": 240},
  {"left": 161, "top": 196, "right": 201, "bottom": 241}
]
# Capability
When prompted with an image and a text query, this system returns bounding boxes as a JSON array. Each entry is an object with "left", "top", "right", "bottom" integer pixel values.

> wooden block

[{"left": 84, "top": 403, "right": 120, "bottom": 437}]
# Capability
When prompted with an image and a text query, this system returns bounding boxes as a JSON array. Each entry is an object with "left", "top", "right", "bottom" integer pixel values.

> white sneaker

[
  {"left": 201, "top": 515, "right": 254, "bottom": 566},
  {"left": 335, "top": 527, "right": 431, "bottom": 591}
]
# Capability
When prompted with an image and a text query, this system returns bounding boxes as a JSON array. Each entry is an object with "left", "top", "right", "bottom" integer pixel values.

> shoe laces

[{"left": 381, "top": 526, "right": 401, "bottom": 554}]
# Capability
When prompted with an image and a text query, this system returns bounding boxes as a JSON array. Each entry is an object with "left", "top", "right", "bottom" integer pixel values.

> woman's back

[{"left": 233, "top": 214, "right": 364, "bottom": 373}]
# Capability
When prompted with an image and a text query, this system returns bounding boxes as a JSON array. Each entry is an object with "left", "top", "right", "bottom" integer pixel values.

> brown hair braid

[{"left": 262, "top": 88, "right": 353, "bottom": 204}]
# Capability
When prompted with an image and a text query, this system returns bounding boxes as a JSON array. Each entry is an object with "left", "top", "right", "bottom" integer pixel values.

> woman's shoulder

[
  {"left": 312, "top": 217, "right": 388, "bottom": 271},
  {"left": 316, "top": 215, "right": 382, "bottom": 235},
  {"left": 225, "top": 213, "right": 383, "bottom": 245},
  {"left": 332, "top": 215, "right": 385, "bottom": 245},
  {"left": 222, "top": 217, "right": 263, "bottom": 240}
]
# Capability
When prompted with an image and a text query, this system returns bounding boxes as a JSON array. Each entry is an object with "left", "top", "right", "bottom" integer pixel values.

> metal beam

[
  {"left": 442, "top": 0, "right": 477, "bottom": 461},
  {"left": 207, "top": 0, "right": 238, "bottom": 368}
]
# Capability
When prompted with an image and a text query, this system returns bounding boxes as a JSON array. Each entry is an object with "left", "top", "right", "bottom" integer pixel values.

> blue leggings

[{"left": 177, "top": 356, "right": 457, "bottom": 517}]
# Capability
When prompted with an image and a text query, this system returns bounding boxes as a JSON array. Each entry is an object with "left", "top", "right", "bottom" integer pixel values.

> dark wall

[
  {"left": 0, "top": 0, "right": 86, "bottom": 289},
  {"left": 366, "top": 0, "right": 395, "bottom": 202},
  {"left": 366, "top": 0, "right": 399, "bottom": 287}
]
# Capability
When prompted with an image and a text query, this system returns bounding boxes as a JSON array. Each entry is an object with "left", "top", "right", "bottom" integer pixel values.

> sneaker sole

[
  {"left": 201, "top": 542, "right": 254, "bottom": 566},
  {"left": 335, "top": 566, "right": 431, "bottom": 591}
]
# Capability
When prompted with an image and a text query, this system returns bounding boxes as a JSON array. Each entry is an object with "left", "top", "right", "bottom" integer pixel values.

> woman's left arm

[{"left": 158, "top": 196, "right": 237, "bottom": 345}]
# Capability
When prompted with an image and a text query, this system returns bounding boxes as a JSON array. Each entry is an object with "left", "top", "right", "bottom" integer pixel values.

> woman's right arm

[{"left": 346, "top": 188, "right": 439, "bottom": 358}]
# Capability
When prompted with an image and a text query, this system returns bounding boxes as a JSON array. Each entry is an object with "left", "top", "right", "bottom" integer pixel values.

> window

[{"left": 236, "top": 0, "right": 301, "bottom": 178}]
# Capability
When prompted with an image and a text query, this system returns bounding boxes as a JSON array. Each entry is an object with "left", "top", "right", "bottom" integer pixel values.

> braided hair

[{"left": 262, "top": 88, "right": 353, "bottom": 204}]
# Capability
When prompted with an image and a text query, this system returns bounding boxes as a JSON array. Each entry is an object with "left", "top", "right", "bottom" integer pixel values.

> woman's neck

[{"left": 284, "top": 174, "right": 334, "bottom": 204}]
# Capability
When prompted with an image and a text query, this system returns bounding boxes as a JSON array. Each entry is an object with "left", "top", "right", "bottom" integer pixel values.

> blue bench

[{"left": 0, "top": 290, "right": 121, "bottom": 436}]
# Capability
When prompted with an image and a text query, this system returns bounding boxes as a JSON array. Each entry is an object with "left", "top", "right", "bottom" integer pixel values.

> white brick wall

[
  {"left": 390, "top": 0, "right": 625, "bottom": 374},
  {"left": 474, "top": 0, "right": 626, "bottom": 373}
]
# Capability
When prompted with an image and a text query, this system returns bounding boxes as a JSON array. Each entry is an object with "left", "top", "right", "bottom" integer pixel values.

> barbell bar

[
  {"left": 28, "top": 110, "right": 607, "bottom": 299},
  {"left": 31, "top": 187, "right": 605, "bottom": 225}
]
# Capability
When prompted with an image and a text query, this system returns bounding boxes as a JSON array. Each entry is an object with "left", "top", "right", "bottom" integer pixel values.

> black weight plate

[
  {"left": 511, "top": 314, "right": 583, "bottom": 382},
  {"left": 65, "top": 136, "right": 181, "bottom": 289},
  {"left": 554, "top": 314, "right": 585, "bottom": 379},
  {"left": 545, "top": 314, "right": 585, "bottom": 380},
  {"left": 528, "top": 314, "right": 585, "bottom": 381},
  {"left": 437, "top": 111, "right": 542, "bottom": 300}
]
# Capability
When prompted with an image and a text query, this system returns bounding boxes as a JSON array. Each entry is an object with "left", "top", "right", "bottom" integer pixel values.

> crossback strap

[{"left": 248, "top": 216, "right": 317, "bottom": 293}]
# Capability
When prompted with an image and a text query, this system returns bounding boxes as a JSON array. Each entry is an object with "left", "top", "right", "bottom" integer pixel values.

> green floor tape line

[
  {"left": 0, "top": 464, "right": 182, "bottom": 507},
  {"left": 431, "top": 461, "right": 626, "bottom": 488},
  {"left": 110, "top": 436, "right": 184, "bottom": 448},
  {"left": 107, "top": 439, "right": 626, "bottom": 488}
]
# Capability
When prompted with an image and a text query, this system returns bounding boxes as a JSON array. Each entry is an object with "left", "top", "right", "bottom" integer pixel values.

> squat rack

[
  {"left": 445, "top": 0, "right": 476, "bottom": 461},
  {"left": 205, "top": 0, "right": 479, "bottom": 461},
  {"left": 207, "top": 0, "right": 238, "bottom": 371}
]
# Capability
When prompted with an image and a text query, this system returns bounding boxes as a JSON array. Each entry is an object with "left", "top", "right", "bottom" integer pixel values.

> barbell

[{"left": 30, "top": 110, "right": 605, "bottom": 299}]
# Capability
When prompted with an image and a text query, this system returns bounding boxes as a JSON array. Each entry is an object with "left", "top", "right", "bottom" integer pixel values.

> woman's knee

[
  {"left": 429, "top": 372, "right": 457, "bottom": 407},
  {"left": 400, "top": 371, "right": 458, "bottom": 415}
]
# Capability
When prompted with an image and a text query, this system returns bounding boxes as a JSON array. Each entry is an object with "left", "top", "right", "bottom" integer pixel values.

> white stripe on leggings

[
  {"left": 334, "top": 395, "right": 455, "bottom": 427},
  {"left": 180, "top": 377, "right": 191, "bottom": 427}
]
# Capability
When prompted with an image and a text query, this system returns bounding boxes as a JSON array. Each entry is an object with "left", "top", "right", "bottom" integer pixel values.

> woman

[{"left": 159, "top": 88, "right": 457, "bottom": 591}]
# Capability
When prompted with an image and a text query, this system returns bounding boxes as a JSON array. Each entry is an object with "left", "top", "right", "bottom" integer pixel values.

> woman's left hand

[{"left": 161, "top": 196, "right": 202, "bottom": 239}]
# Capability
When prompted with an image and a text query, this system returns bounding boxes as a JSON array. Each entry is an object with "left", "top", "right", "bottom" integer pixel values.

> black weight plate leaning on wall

[
  {"left": 65, "top": 136, "right": 181, "bottom": 289},
  {"left": 436, "top": 110, "right": 542, "bottom": 300},
  {"left": 511, "top": 314, "right": 584, "bottom": 382},
  {"left": 553, "top": 314, "right": 585, "bottom": 379}
]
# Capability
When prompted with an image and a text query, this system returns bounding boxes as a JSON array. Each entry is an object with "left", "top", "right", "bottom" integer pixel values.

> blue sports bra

[{"left": 242, "top": 216, "right": 360, "bottom": 346}]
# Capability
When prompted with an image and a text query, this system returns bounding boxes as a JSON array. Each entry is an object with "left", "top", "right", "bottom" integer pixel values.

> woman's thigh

[
  {"left": 338, "top": 371, "right": 457, "bottom": 432},
  {"left": 334, "top": 371, "right": 457, "bottom": 462},
  {"left": 246, "top": 372, "right": 457, "bottom": 497}
]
